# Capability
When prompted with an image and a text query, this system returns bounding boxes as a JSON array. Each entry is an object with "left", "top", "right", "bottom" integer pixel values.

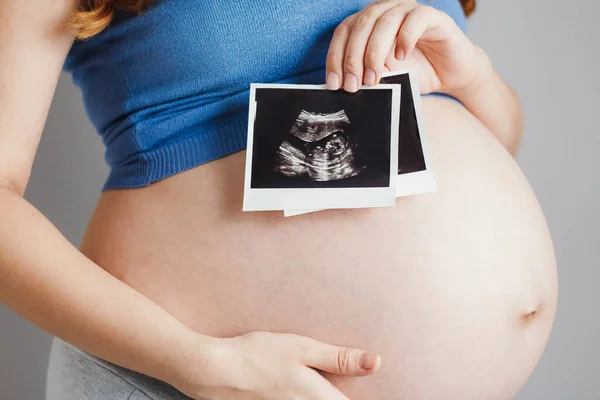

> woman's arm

[
  {"left": 0, "top": 1, "right": 215, "bottom": 385},
  {"left": 0, "top": 2, "right": 380, "bottom": 399},
  {"left": 0, "top": 187, "right": 211, "bottom": 384},
  {"left": 446, "top": 48, "right": 524, "bottom": 155}
]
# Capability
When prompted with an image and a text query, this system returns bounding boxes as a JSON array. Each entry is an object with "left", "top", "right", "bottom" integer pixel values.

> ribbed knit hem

[
  {"left": 101, "top": 92, "right": 459, "bottom": 191},
  {"left": 102, "top": 117, "right": 248, "bottom": 191}
]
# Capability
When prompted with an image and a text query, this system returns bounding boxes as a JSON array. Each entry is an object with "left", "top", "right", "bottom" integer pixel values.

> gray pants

[{"left": 46, "top": 337, "right": 193, "bottom": 400}]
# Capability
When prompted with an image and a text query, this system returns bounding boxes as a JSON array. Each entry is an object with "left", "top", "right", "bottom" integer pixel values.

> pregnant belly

[{"left": 81, "top": 97, "right": 557, "bottom": 400}]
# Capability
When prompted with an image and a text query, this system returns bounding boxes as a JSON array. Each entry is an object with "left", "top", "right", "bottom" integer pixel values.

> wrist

[
  {"left": 447, "top": 46, "right": 495, "bottom": 102},
  {"left": 156, "top": 326, "right": 223, "bottom": 390}
]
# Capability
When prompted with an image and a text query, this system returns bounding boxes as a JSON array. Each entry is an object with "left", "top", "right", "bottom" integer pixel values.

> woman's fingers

[
  {"left": 297, "top": 335, "right": 381, "bottom": 376},
  {"left": 327, "top": 2, "right": 461, "bottom": 92},
  {"left": 395, "top": 5, "right": 456, "bottom": 59},
  {"left": 364, "top": 4, "right": 413, "bottom": 84},
  {"left": 326, "top": 2, "right": 396, "bottom": 92},
  {"left": 341, "top": 7, "right": 382, "bottom": 91},
  {"left": 343, "top": 2, "right": 400, "bottom": 91},
  {"left": 326, "top": 15, "right": 356, "bottom": 91}
]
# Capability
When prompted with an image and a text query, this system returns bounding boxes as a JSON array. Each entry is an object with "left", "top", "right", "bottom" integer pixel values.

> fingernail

[
  {"left": 364, "top": 68, "right": 377, "bottom": 86},
  {"left": 395, "top": 46, "right": 405, "bottom": 61},
  {"left": 359, "top": 352, "right": 380, "bottom": 370},
  {"left": 344, "top": 73, "right": 359, "bottom": 92},
  {"left": 327, "top": 71, "right": 340, "bottom": 90}
]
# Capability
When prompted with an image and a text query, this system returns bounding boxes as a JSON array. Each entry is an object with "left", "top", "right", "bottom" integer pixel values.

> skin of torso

[{"left": 80, "top": 96, "right": 558, "bottom": 400}]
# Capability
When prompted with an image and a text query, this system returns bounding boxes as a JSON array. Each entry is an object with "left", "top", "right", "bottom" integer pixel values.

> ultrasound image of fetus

[{"left": 274, "top": 110, "right": 365, "bottom": 181}]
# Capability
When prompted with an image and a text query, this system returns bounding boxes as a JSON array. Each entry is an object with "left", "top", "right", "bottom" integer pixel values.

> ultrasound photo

[
  {"left": 380, "top": 71, "right": 427, "bottom": 175},
  {"left": 380, "top": 69, "right": 436, "bottom": 198},
  {"left": 243, "top": 83, "right": 400, "bottom": 212}
]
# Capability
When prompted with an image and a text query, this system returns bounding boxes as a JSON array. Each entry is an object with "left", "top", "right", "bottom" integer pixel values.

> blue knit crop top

[{"left": 63, "top": 0, "right": 467, "bottom": 190}]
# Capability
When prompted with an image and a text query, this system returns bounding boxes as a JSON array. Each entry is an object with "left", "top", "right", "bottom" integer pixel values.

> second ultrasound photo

[{"left": 381, "top": 69, "right": 436, "bottom": 198}]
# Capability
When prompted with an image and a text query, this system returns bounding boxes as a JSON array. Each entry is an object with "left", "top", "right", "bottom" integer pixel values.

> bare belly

[{"left": 81, "top": 97, "right": 558, "bottom": 400}]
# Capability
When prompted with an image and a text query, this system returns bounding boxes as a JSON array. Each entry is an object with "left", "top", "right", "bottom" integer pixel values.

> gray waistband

[{"left": 46, "top": 337, "right": 192, "bottom": 400}]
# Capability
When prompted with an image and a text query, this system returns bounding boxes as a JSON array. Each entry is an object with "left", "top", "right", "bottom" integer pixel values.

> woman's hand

[
  {"left": 326, "top": 0, "right": 492, "bottom": 97},
  {"left": 175, "top": 330, "right": 381, "bottom": 400}
]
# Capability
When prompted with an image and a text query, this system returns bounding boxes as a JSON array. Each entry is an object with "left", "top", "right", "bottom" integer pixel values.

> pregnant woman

[{"left": 0, "top": 0, "right": 557, "bottom": 399}]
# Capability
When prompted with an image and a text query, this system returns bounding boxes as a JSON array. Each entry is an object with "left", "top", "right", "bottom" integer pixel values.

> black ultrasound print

[
  {"left": 251, "top": 88, "right": 393, "bottom": 189},
  {"left": 274, "top": 110, "right": 365, "bottom": 182},
  {"left": 380, "top": 73, "right": 427, "bottom": 175}
]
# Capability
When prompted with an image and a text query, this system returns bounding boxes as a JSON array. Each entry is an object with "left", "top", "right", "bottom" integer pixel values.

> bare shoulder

[{"left": 0, "top": 0, "right": 78, "bottom": 37}]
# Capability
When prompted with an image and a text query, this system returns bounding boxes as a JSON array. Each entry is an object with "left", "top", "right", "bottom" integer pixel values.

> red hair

[
  {"left": 69, "top": 0, "right": 151, "bottom": 40},
  {"left": 460, "top": 0, "right": 476, "bottom": 17},
  {"left": 70, "top": 0, "right": 476, "bottom": 40}
]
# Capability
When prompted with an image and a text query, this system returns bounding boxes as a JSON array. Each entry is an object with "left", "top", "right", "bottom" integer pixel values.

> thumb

[{"left": 299, "top": 337, "right": 381, "bottom": 376}]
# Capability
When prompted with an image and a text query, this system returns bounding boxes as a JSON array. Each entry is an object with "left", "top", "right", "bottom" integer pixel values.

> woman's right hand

[{"left": 175, "top": 330, "right": 382, "bottom": 400}]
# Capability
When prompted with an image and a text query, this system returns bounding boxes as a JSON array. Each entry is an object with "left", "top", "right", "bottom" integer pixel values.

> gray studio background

[{"left": 1, "top": 1, "right": 599, "bottom": 399}]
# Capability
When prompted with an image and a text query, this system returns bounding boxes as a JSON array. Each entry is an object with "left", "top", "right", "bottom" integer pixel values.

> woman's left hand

[{"left": 326, "top": 0, "right": 492, "bottom": 97}]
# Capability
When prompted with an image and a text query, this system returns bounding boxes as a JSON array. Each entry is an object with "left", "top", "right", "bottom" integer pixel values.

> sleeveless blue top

[{"left": 63, "top": 0, "right": 467, "bottom": 190}]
